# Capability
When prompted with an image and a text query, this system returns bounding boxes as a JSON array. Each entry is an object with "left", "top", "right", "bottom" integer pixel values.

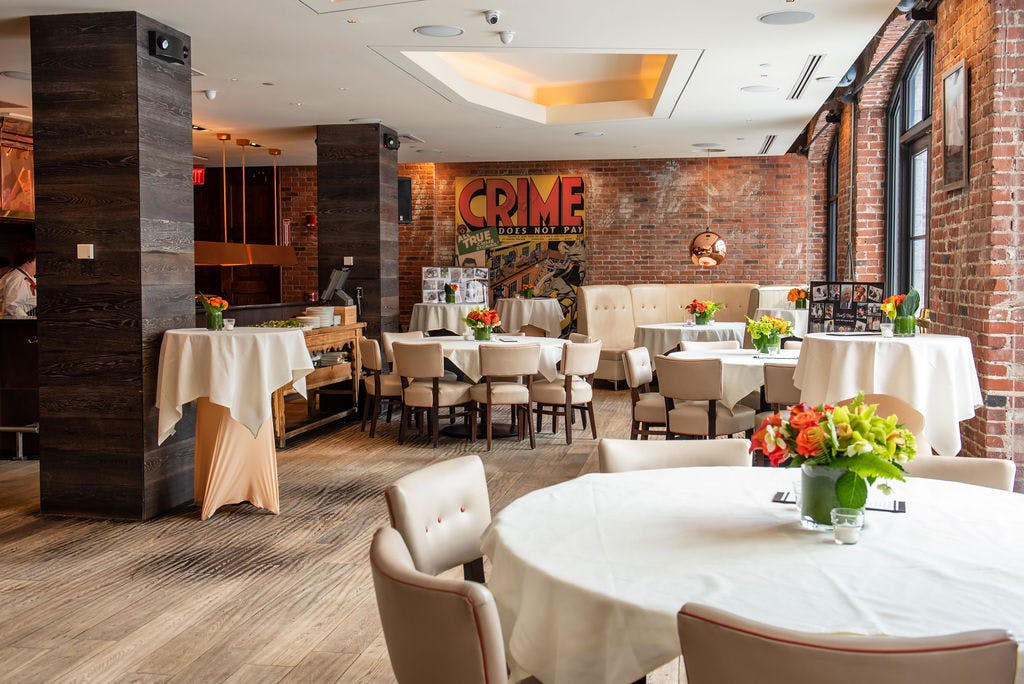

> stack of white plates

[
  {"left": 295, "top": 316, "right": 320, "bottom": 328},
  {"left": 305, "top": 306, "right": 335, "bottom": 328},
  {"left": 320, "top": 351, "right": 348, "bottom": 366}
]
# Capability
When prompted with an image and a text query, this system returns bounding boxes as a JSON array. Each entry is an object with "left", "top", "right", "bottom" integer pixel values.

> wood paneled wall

[
  {"left": 316, "top": 124, "right": 399, "bottom": 339},
  {"left": 31, "top": 11, "right": 195, "bottom": 519}
]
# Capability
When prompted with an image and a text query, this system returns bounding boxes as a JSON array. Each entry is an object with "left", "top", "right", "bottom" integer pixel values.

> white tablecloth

[
  {"left": 755, "top": 307, "right": 808, "bottom": 337},
  {"left": 409, "top": 303, "right": 480, "bottom": 334},
  {"left": 400, "top": 336, "right": 567, "bottom": 383},
  {"left": 156, "top": 328, "right": 314, "bottom": 443},
  {"left": 634, "top": 322, "right": 747, "bottom": 358},
  {"left": 793, "top": 333, "right": 982, "bottom": 456},
  {"left": 666, "top": 348, "right": 799, "bottom": 409},
  {"left": 495, "top": 298, "right": 564, "bottom": 337},
  {"left": 483, "top": 467, "right": 1024, "bottom": 684}
]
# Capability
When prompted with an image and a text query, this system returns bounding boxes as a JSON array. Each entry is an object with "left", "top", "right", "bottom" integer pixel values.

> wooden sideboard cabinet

[{"left": 272, "top": 322, "right": 365, "bottom": 447}]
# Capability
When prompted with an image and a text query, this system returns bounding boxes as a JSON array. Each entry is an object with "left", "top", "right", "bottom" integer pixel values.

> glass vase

[
  {"left": 800, "top": 464, "right": 847, "bottom": 530},
  {"left": 894, "top": 315, "right": 916, "bottom": 337},
  {"left": 474, "top": 327, "right": 492, "bottom": 341},
  {"left": 523, "top": 289, "right": 534, "bottom": 299},
  {"left": 694, "top": 313, "right": 711, "bottom": 325},
  {"left": 445, "top": 294, "right": 456, "bottom": 304},
  {"left": 795, "top": 298, "right": 808, "bottom": 310},
  {"left": 754, "top": 331, "right": 781, "bottom": 355},
  {"left": 205, "top": 310, "right": 223, "bottom": 331}
]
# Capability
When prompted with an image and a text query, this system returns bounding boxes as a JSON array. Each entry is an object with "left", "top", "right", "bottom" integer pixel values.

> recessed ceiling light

[
  {"left": 346, "top": 18, "right": 358, "bottom": 24},
  {"left": 230, "top": 77, "right": 239, "bottom": 82},
  {"left": 692, "top": 142, "right": 723, "bottom": 148},
  {"left": 574, "top": 130, "right": 604, "bottom": 137},
  {"left": 759, "top": 63, "right": 773, "bottom": 69},
  {"left": 0, "top": 70, "right": 30, "bottom": 81},
  {"left": 414, "top": 25, "right": 464, "bottom": 37},
  {"left": 338, "top": 87, "right": 348, "bottom": 91},
  {"left": 290, "top": 102, "right": 303, "bottom": 107},
  {"left": 758, "top": 10, "right": 815, "bottom": 25},
  {"left": 741, "top": 84, "right": 780, "bottom": 93},
  {"left": 349, "top": 117, "right": 382, "bottom": 124},
  {"left": 815, "top": 75, "right": 836, "bottom": 82}
]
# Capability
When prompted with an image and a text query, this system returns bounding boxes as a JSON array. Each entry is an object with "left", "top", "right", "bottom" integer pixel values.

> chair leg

[
  {"left": 398, "top": 405, "right": 410, "bottom": 444},
  {"left": 369, "top": 395, "right": 381, "bottom": 438},
  {"left": 579, "top": 406, "right": 588, "bottom": 429},
  {"left": 463, "top": 557, "right": 485, "bottom": 583},
  {"left": 552, "top": 406, "right": 559, "bottom": 434},
  {"left": 386, "top": 399, "right": 394, "bottom": 424},
  {"left": 630, "top": 419, "right": 639, "bottom": 440},
  {"left": 485, "top": 402, "right": 493, "bottom": 451},
  {"left": 468, "top": 404, "right": 477, "bottom": 444},
  {"left": 564, "top": 400, "right": 573, "bottom": 445},
  {"left": 587, "top": 402, "right": 597, "bottom": 439},
  {"left": 431, "top": 407, "right": 440, "bottom": 448},
  {"left": 361, "top": 392, "right": 370, "bottom": 432},
  {"left": 526, "top": 403, "right": 536, "bottom": 448},
  {"left": 536, "top": 404, "right": 544, "bottom": 433},
  {"left": 449, "top": 406, "right": 456, "bottom": 425}
]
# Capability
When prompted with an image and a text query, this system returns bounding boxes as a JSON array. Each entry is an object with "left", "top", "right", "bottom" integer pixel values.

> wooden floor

[{"left": 0, "top": 389, "right": 684, "bottom": 684}]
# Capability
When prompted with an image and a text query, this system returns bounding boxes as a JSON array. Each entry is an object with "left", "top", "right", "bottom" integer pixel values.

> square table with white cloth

[
  {"left": 483, "top": 467, "right": 1024, "bottom": 684},
  {"left": 666, "top": 348, "right": 799, "bottom": 409},
  {"left": 398, "top": 335, "right": 566, "bottom": 383},
  {"left": 634, "top": 321, "right": 747, "bottom": 358},
  {"left": 793, "top": 332, "right": 982, "bottom": 456},
  {"left": 754, "top": 306, "right": 808, "bottom": 337},
  {"left": 408, "top": 302, "right": 479, "bottom": 334},
  {"left": 156, "top": 328, "right": 314, "bottom": 520},
  {"left": 495, "top": 297, "right": 564, "bottom": 337}
]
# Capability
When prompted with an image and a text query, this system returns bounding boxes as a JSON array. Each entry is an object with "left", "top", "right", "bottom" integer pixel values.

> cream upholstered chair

[
  {"left": 392, "top": 342, "right": 474, "bottom": 447},
  {"left": 469, "top": 344, "right": 541, "bottom": 450},
  {"left": 577, "top": 285, "right": 632, "bottom": 389},
  {"left": 532, "top": 340, "right": 602, "bottom": 444},
  {"left": 381, "top": 330, "right": 425, "bottom": 367},
  {"left": 622, "top": 347, "right": 666, "bottom": 439},
  {"left": 599, "top": 438, "right": 751, "bottom": 473},
  {"left": 903, "top": 456, "right": 1015, "bottom": 491},
  {"left": 679, "top": 340, "right": 741, "bottom": 352},
  {"left": 656, "top": 355, "right": 756, "bottom": 439},
  {"left": 677, "top": 602, "right": 1017, "bottom": 684},
  {"left": 839, "top": 393, "right": 930, "bottom": 455},
  {"left": 370, "top": 527, "right": 507, "bottom": 684},
  {"left": 384, "top": 455, "right": 491, "bottom": 581},
  {"left": 359, "top": 338, "right": 403, "bottom": 438},
  {"left": 763, "top": 363, "right": 801, "bottom": 412},
  {"left": 783, "top": 339, "right": 803, "bottom": 350},
  {"left": 568, "top": 332, "right": 594, "bottom": 343}
]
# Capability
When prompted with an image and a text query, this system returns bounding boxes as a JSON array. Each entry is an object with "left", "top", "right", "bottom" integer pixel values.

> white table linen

[
  {"left": 634, "top": 321, "right": 747, "bottom": 358},
  {"left": 483, "top": 467, "right": 1024, "bottom": 684},
  {"left": 754, "top": 306, "right": 808, "bottom": 337},
  {"left": 666, "top": 348, "right": 799, "bottom": 409},
  {"left": 409, "top": 302, "right": 479, "bottom": 334},
  {"left": 495, "top": 298, "right": 564, "bottom": 337},
  {"left": 401, "top": 336, "right": 566, "bottom": 383},
  {"left": 156, "top": 328, "right": 314, "bottom": 443},
  {"left": 793, "top": 333, "right": 982, "bottom": 456}
]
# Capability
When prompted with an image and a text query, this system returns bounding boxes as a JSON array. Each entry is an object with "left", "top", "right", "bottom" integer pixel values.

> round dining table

[
  {"left": 634, "top": 321, "right": 747, "bottom": 358},
  {"left": 793, "top": 332, "right": 982, "bottom": 456},
  {"left": 408, "top": 302, "right": 481, "bottom": 334},
  {"left": 666, "top": 348, "right": 799, "bottom": 409},
  {"left": 495, "top": 297, "right": 564, "bottom": 337},
  {"left": 482, "top": 467, "right": 1024, "bottom": 684},
  {"left": 399, "top": 335, "right": 566, "bottom": 383}
]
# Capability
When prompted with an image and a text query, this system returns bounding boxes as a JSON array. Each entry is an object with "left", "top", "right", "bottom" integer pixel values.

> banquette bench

[{"left": 577, "top": 284, "right": 795, "bottom": 387}]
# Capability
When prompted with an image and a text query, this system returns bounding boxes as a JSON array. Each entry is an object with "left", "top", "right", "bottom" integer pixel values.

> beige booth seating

[{"left": 578, "top": 283, "right": 760, "bottom": 387}]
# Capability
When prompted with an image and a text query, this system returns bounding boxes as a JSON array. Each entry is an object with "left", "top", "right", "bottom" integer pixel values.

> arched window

[{"left": 886, "top": 36, "right": 933, "bottom": 301}]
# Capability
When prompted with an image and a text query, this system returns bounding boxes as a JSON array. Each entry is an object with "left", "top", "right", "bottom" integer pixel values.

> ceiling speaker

[
  {"left": 148, "top": 31, "right": 188, "bottom": 65},
  {"left": 382, "top": 132, "right": 400, "bottom": 150}
]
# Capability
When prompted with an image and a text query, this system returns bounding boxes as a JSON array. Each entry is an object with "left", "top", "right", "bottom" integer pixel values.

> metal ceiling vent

[
  {"left": 759, "top": 134, "right": 777, "bottom": 155},
  {"left": 788, "top": 54, "right": 825, "bottom": 100}
]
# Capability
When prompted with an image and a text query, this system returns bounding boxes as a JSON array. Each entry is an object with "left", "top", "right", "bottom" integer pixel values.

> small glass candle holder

[
  {"left": 222, "top": 318, "right": 236, "bottom": 331},
  {"left": 880, "top": 321, "right": 894, "bottom": 337},
  {"left": 831, "top": 508, "right": 864, "bottom": 544}
]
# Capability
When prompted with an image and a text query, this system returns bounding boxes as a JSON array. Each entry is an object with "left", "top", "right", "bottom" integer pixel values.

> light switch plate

[
  {"left": 77, "top": 244, "right": 95, "bottom": 259},
  {"left": 343, "top": 256, "right": 354, "bottom": 266}
]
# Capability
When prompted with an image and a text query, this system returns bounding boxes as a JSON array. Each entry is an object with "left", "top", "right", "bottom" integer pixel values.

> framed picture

[{"left": 942, "top": 60, "right": 968, "bottom": 191}]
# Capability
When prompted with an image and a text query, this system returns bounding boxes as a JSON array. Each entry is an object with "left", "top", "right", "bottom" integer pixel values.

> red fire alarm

[
  {"left": 192, "top": 167, "right": 206, "bottom": 185},
  {"left": 306, "top": 214, "right": 317, "bottom": 228}
]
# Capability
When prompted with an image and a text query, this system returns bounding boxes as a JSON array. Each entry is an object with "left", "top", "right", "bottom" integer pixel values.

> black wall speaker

[
  {"left": 148, "top": 31, "right": 189, "bottom": 65},
  {"left": 398, "top": 176, "right": 412, "bottom": 224},
  {"left": 383, "top": 132, "right": 400, "bottom": 150}
]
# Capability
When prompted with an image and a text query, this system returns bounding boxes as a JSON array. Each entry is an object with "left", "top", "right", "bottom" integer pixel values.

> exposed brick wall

[
  {"left": 397, "top": 156, "right": 822, "bottom": 326},
  {"left": 279, "top": 165, "right": 318, "bottom": 302}
]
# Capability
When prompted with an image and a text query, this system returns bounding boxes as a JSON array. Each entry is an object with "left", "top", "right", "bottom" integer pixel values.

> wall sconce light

[{"left": 306, "top": 214, "right": 318, "bottom": 228}]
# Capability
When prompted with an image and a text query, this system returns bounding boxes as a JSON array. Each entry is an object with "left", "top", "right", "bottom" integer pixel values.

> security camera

[
  {"left": 499, "top": 30, "right": 515, "bottom": 45},
  {"left": 484, "top": 9, "right": 502, "bottom": 25},
  {"left": 203, "top": 89, "right": 217, "bottom": 101}
]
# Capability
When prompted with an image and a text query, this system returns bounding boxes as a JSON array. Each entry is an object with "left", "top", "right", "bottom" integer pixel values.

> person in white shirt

[{"left": 0, "top": 241, "right": 36, "bottom": 318}]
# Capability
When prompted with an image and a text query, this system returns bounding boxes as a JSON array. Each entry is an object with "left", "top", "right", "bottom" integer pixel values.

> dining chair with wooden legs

[
  {"left": 656, "top": 355, "right": 756, "bottom": 440},
  {"left": 531, "top": 340, "right": 602, "bottom": 445},
  {"left": 381, "top": 330, "right": 425, "bottom": 368},
  {"left": 358, "top": 338, "right": 403, "bottom": 438},
  {"left": 902, "top": 455, "right": 1016, "bottom": 491},
  {"left": 677, "top": 602, "right": 1017, "bottom": 684},
  {"left": 622, "top": 347, "right": 667, "bottom": 439},
  {"left": 598, "top": 438, "right": 751, "bottom": 473},
  {"left": 469, "top": 344, "right": 541, "bottom": 450},
  {"left": 392, "top": 342, "right": 474, "bottom": 448}
]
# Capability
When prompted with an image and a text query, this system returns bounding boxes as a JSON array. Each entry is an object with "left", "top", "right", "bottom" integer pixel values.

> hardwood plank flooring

[{"left": 0, "top": 389, "right": 686, "bottom": 683}]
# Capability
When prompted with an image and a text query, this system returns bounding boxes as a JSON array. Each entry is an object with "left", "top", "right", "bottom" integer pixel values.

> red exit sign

[{"left": 192, "top": 167, "right": 206, "bottom": 186}]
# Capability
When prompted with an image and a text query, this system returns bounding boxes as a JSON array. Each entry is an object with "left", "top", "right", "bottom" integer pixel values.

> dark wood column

[
  {"left": 316, "top": 124, "right": 399, "bottom": 339},
  {"left": 31, "top": 12, "right": 195, "bottom": 519}
]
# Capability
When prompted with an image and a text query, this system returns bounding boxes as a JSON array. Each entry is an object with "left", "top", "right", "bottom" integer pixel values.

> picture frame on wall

[{"left": 942, "top": 60, "right": 968, "bottom": 192}]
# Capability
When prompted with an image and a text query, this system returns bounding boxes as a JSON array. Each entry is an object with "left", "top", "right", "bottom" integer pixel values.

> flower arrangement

[
  {"left": 198, "top": 293, "right": 229, "bottom": 331},
  {"left": 881, "top": 288, "right": 920, "bottom": 336},
  {"left": 746, "top": 315, "right": 792, "bottom": 353},
  {"left": 522, "top": 285, "right": 534, "bottom": 299},
  {"left": 444, "top": 283, "right": 459, "bottom": 303},
  {"left": 685, "top": 299, "right": 724, "bottom": 324},
  {"left": 463, "top": 307, "right": 501, "bottom": 340},
  {"left": 751, "top": 394, "right": 917, "bottom": 512},
  {"left": 788, "top": 287, "right": 809, "bottom": 309}
]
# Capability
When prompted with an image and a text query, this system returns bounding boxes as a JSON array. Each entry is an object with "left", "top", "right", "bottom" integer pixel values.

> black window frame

[{"left": 826, "top": 133, "right": 839, "bottom": 281}]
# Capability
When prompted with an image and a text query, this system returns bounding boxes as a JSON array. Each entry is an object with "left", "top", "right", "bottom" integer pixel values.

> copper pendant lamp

[
  {"left": 194, "top": 132, "right": 250, "bottom": 266},
  {"left": 247, "top": 147, "right": 298, "bottom": 267},
  {"left": 690, "top": 149, "right": 727, "bottom": 267}
]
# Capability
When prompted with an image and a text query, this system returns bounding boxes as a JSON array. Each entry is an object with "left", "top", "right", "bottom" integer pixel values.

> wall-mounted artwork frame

[{"left": 941, "top": 60, "right": 968, "bottom": 192}]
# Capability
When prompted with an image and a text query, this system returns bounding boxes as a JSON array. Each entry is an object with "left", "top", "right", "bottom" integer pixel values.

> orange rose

[
  {"left": 788, "top": 408, "right": 821, "bottom": 431},
  {"left": 795, "top": 425, "right": 826, "bottom": 457}
]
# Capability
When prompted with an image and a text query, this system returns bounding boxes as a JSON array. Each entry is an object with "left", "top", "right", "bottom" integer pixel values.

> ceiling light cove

[
  {"left": 396, "top": 49, "right": 701, "bottom": 125},
  {"left": 741, "top": 84, "right": 779, "bottom": 93},
  {"left": 414, "top": 25, "right": 464, "bottom": 38},
  {"left": 757, "top": 11, "right": 815, "bottom": 25}
]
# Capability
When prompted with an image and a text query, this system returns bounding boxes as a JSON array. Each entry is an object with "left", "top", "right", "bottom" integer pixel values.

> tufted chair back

[
  {"left": 360, "top": 337, "right": 384, "bottom": 372},
  {"left": 628, "top": 285, "right": 669, "bottom": 325},
  {"left": 599, "top": 438, "right": 751, "bottom": 473},
  {"left": 479, "top": 343, "right": 541, "bottom": 377},
  {"left": 677, "top": 602, "right": 1017, "bottom": 684},
  {"left": 657, "top": 356, "right": 723, "bottom": 402},
  {"left": 370, "top": 527, "right": 507, "bottom": 684},
  {"left": 385, "top": 455, "right": 492, "bottom": 577},
  {"left": 578, "top": 285, "right": 635, "bottom": 348},
  {"left": 622, "top": 347, "right": 654, "bottom": 389},
  {"left": 562, "top": 340, "right": 602, "bottom": 377}
]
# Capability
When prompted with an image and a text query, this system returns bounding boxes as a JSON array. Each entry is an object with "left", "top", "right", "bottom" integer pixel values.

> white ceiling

[{"left": 0, "top": 0, "right": 899, "bottom": 166}]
